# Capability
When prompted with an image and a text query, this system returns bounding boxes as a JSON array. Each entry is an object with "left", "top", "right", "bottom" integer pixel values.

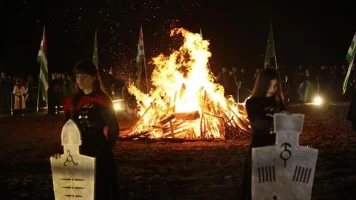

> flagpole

[
  {"left": 93, "top": 30, "right": 99, "bottom": 70},
  {"left": 343, "top": 32, "right": 356, "bottom": 94},
  {"left": 45, "top": 83, "right": 48, "bottom": 114},
  {"left": 37, "top": 74, "right": 41, "bottom": 113},
  {"left": 271, "top": 23, "right": 278, "bottom": 69},
  {"left": 141, "top": 26, "right": 149, "bottom": 93},
  {"left": 343, "top": 57, "right": 354, "bottom": 94},
  {"left": 10, "top": 92, "right": 13, "bottom": 116}
]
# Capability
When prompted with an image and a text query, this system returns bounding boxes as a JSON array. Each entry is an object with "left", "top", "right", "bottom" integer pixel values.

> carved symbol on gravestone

[
  {"left": 251, "top": 113, "right": 318, "bottom": 200},
  {"left": 63, "top": 150, "right": 78, "bottom": 166},
  {"left": 280, "top": 143, "right": 292, "bottom": 167},
  {"left": 258, "top": 165, "right": 276, "bottom": 183},
  {"left": 292, "top": 166, "right": 312, "bottom": 183},
  {"left": 50, "top": 119, "right": 96, "bottom": 200}
]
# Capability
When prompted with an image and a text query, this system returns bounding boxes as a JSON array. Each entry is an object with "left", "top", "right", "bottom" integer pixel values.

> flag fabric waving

[
  {"left": 264, "top": 23, "right": 277, "bottom": 68},
  {"left": 37, "top": 27, "right": 48, "bottom": 101},
  {"left": 135, "top": 26, "right": 148, "bottom": 93},
  {"left": 342, "top": 33, "right": 356, "bottom": 94}
]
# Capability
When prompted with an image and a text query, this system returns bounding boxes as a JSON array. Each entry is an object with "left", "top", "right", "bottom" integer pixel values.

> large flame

[{"left": 126, "top": 28, "right": 250, "bottom": 139}]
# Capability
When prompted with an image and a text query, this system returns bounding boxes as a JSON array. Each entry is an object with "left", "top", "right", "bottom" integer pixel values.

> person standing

[
  {"left": 61, "top": 59, "right": 120, "bottom": 199},
  {"left": 13, "top": 78, "right": 27, "bottom": 115},
  {"left": 241, "top": 67, "right": 286, "bottom": 200}
]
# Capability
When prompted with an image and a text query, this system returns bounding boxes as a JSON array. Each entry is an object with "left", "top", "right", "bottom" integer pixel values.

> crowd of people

[
  {"left": 2, "top": 59, "right": 356, "bottom": 199},
  {"left": 215, "top": 64, "right": 356, "bottom": 104},
  {"left": 0, "top": 70, "right": 127, "bottom": 116},
  {"left": 1, "top": 64, "right": 356, "bottom": 116}
]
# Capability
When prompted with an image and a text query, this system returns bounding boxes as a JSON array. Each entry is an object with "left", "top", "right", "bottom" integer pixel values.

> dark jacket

[{"left": 245, "top": 96, "right": 285, "bottom": 147}]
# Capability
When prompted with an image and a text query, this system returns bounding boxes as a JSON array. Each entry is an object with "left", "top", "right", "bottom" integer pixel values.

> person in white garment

[{"left": 13, "top": 78, "right": 27, "bottom": 115}]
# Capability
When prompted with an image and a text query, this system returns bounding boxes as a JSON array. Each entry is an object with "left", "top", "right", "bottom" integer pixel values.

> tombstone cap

[
  {"left": 61, "top": 119, "right": 82, "bottom": 146},
  {"left": 274, "top": 113, "right": 304, "bottom": 133}
]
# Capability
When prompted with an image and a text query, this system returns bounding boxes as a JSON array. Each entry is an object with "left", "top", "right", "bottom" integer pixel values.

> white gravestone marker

[
  {"left": 251, "top": 113, "right": 318, "bottom": 200},
  {"left": 50, "top": 119, "right": 96, "bottom": 199}
]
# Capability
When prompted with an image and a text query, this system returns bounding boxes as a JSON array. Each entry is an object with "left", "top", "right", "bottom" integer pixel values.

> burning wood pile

[{"left": 123, "top": 28, "right": 250, "bottom": 140}]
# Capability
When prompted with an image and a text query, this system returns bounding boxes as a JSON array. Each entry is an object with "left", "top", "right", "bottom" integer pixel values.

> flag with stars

[
  {"left": 343, "top": 32, "right": 356, "bottom": 94},
  {"left": 93, "top": 30, "right": 99, "bottom": 69},
  {"left": 37, "top": 27, "right": 48, "bottom": 102},
  {"left": 135, "top": 26, "right": 147, "bottom": 92},
  {"left": 264, "top": 23, "right": 277, "bottom": 68}
]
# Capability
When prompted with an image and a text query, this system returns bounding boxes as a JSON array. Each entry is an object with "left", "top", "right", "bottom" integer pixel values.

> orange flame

[{"left": 127, "top": 28, "right": 250, "bottom": 139}]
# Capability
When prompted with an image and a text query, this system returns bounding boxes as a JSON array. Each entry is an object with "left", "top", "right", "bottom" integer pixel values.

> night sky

[{"left": 0, "top": 1, "right": 355, "bottom": 79}]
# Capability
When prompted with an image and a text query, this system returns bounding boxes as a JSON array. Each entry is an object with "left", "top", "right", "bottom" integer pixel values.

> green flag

[
  {"left": 264, "top": 23, "right": 276, "bottom": 68},
  {"left": 342, "top": 33, "right": 356, "bottom": 94},
  {"left": 93, "top": 30, "right": 99, "bottom": 69}
]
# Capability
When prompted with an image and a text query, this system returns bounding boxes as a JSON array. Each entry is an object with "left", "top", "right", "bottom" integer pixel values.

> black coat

[
  {"left": 65, "top": 91, "right": 120, "bottom": 199},
  {"left": 240, "top": 96, "right": 285, "bottom": 200},
  {"left": 245, "top": 96, "right": 285, "bottom": 147}
]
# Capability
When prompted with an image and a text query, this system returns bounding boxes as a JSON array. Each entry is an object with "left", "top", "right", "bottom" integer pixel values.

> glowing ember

[{"left": 126, "top": 28, "right": 250, "bottom": 139}]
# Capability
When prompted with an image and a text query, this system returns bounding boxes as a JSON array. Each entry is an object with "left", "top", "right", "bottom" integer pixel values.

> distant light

[
  {"left": 114, "top": 103, "right": 121, "bottom": 110},
  {"left": 312, "top": 96, "right": 323, "bottom": 106},
  {"left": 112, "top": 99, "right": 124, "bottom": 111}
]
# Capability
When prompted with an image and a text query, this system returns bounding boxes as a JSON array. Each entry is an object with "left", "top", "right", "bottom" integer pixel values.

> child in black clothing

[
  {"left": 241, "top": 67, "right": 285, "bottom": 200},
  {"left": 54, "top": 59, "right": 120, "bottom": 199}
]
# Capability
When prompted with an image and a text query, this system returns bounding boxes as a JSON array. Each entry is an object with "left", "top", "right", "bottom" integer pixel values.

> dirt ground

[{"left": 0, "top": 103, "right": 356, "bottom": 200}]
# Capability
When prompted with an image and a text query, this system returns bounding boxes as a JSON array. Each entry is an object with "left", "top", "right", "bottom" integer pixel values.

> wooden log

[
  {"left": 139, "top": 101, "right": 147, "bottom": 110},
  {"left": 161, "top": 95, "right": 171, "bottom": 109},
  {"left": 202, "top": 111, "right": 224, "bottom": 121},
  {"left": 169, "top": 121, "right": 174, "bottom": 138},
  {"left": 174, "top": 110, "right": 200, "bottom": 120},
  {"left": 216, "top": 104, "right": 240, "bottom": 128},
  {"left": 204, "top": 116, "right": 225, "bottom": 139},
  {"left": 172, "top": 91, "right": 177, "bottom": 112},
  {"left": 170, "top": 121, "right": 187, "bottom": 132},
  {"left": 200, "top": 89, "right": 213, "bottom": 113},
  {"left": 162, "top": 124, "right": 190, "bottom": 137},
  {"left": 179, "top": 83, "right": 186, "bottom": 99},
  {"left": 149, "top": 125, "right": 165, "bottom": 130},
  {"left": 159, "top": 115, "right": 175, "bottom": 125},
  {"left": 217, "top": 105, "right": 231, "bottom": 122},
  {"left": 225, "top": 104, "right": 250, "bottom": 131},
  {"left": 184, "top": 128, "right": 196, "bottom": 139},
  {"left": 200, "top": 113, "right": 207, "bottom": 139},
  {"left": 120, "top": 131, "right": 150, "bottom": 141},
  {"left": 129, "top": 100, "right": 156, "bottom": 134}
]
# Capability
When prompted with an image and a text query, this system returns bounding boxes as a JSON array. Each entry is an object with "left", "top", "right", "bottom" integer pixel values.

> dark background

[{"left": 0, "top": 0, "right": 354, "bottom": 78}]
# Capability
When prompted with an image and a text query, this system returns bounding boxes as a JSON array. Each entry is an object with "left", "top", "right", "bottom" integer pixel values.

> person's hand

[
  {"left": 51, "top": 153, "right": 61, "bottom": 159},
  {"left": 266, "top": 113, "right": 273, "bottom": 118},
  {"left": 103, "top": 126, "right": 108, "bottom": 139}
]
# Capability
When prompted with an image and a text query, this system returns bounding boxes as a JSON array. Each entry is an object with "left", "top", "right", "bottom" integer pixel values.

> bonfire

[{"left": 125, "top": 28, "right": 250, "bottom": 140}]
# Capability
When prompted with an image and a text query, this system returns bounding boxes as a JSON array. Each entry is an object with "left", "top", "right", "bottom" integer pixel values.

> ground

[{"left": 1, "top": 103, "right": 356, "bottom": 200}]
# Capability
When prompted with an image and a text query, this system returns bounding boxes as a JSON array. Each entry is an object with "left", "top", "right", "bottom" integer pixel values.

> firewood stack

[{"left": 124, "top": 83, "right": 251, "bottom": 140}]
